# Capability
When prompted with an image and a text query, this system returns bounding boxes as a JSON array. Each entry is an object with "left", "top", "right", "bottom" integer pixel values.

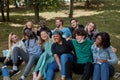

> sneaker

[
  {"left": 19, "top": 78, "right": 24, "bottom": 80},
  {"left": 10, "top": 69, "right": 20, "bottom": 77}
]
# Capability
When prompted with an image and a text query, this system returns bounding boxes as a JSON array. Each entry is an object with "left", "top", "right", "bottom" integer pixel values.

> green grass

[{"left": 0, "top": 0, "right": 120, "bottom": 80}]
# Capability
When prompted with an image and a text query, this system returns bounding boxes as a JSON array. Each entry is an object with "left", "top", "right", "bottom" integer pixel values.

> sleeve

[
  {"left": 107, "top": 46, "right": 118, "bottom": 65},
  {"left": 91, "top": 44, "right": 99, "bottom": 63},
  {"left": 67, "top": 40, "right": 75, "bottom": 53},
  {"left": 51, "top": 43, "right": 56, "bottom": 55}
]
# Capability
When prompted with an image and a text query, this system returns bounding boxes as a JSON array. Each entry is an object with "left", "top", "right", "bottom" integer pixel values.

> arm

[
  {"left": 107, "top": 47, "right": 118, "bottom": 65},
  {"left": 54, "top": 54, "right": 61, "bottom": 71}
]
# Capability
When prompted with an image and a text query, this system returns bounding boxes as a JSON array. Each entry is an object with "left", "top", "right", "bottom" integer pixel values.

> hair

[
  {"left": 39, "top": 30, "right": 50, "bottom": 49},
  {"left": 23, "top": 28, "right": 37, "bottom": 40},
  {"left": 8, "top": 32, "right": 18, "bottom": 49},
  {"left": 85, "top": 22, "right": 97, "bottom": 32},
  {"left": 23, "top": 21, "right": 36, "bottom": 39},
  {"left": 73, "top": 28, "right": 87, "bottom": 38},
  {"left": 70, "top": 18, "right": 78, "bottom": 23},
  {"left": 55, "top": 17, "right": 64, "bottom": 25},
  {"left": 53, "top": 30, "right": 63, "bottom": 38},
  {"left": 24, "top": 21, "right": 34, "bottom": 30},
  {"left": 95, "top": 32, "right": 111, "bottom": 49}
]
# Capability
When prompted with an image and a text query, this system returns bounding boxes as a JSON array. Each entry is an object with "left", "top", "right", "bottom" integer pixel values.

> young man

[
  {"left": 66, "top": 29, "right": 93, "bottom": 80},
  {"left": 52, "top": 18, "right": 71, "bottom": 39}
]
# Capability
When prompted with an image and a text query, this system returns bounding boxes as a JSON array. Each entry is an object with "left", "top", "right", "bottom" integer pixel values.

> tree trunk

[
  {"left": 33, "top": 3, "right": 39, "bottom": 23},
  {"left": 85, "top": 0, "right": 90, "bottom": 9},
  {"left": 0, "top": 0, "right": 5, "bottom": 21},
  {"left": 6, "top": 0, "right": 10, "bottom": 21},
  {"left": 69, "top": 0, "right": 74, "bottom": 18}
]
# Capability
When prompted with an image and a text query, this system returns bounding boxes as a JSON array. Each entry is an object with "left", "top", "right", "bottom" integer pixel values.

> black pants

[
  {"left": 65, "top": 62, "right": 93, "bottom": 80},
  {"left": 0, "top": 57, "right": 23, "bottom": 66}
]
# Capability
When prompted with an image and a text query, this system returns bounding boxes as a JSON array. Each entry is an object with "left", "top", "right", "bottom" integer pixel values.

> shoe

[
  {"left": 19, "top": 78, "right": 24, "bottom": 80},
  {"left": 10, "top": 69, "right": 20, "bottom": 77}
]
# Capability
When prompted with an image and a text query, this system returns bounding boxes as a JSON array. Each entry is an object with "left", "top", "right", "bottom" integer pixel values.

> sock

[
  {"left": 13, "top": 66, "right": 18, "bottom": 71},
  {"left": 20, "top": 75, "right": 25, "bottom": 79}
]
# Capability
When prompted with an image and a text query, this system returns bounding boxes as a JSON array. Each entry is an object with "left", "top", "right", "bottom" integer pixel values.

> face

[
  {"left": 40, "top": 31, "right": 49, "bottom": 40},
  {"left": 71, "top": 20, "right": 78, "bottom": 28},
  {"left": 87, "top": 23, "right": 95, "bottom": 32},
  {"left": 26, "top": 22, "right": 33, "bottom": 29},
  {"left": 55, "top": 20, "right": 61, "bottom": 28},
  {"left": 11, "top": 34, "right": 18, "bottom": 43},
  {"left": 75, "top": 34, "right": 85, "bottom": 42},
  {"left": 53, "top": 34, "right": 61, "bottom": 43},
  {"left": 39, "top": 22, "right": 45, "bottom": 28},
  {"left": 95, "top": 35, "right": 102, "bottom": 45}
]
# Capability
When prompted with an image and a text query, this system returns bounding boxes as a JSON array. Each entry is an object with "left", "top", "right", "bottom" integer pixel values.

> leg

[
  {"left": 65, "top": 61, "right": 73, "bottom": 80},
  {"left": 12, "top": 47, "right": 28, "bottom": 64},
  {"left": 101, "top": 62, "right": 109, "bottom": 80},
  {"left": 23, "top": 54, "right": 38, "bottom": 77},
  {"left": 82, "top": 62, "right": 93, "bottom": 80},
  {"left": 93, "top": 63, "right": 101, "bottom": 80},
  {"left": 60, "top": 54, "right": 74, "bottom": 79},
  {"left": 46, "top": 61, "right": 59, "bottom": 80}
]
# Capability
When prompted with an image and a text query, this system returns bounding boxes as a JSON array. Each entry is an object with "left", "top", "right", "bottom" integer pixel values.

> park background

[{"left": 0, "top": 0, "right": 120, "bottom": 80}]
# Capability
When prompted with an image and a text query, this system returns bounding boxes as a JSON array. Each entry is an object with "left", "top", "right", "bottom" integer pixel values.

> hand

[
  {"left": 98, "top": 59, "right": 107, "bottom": 63},
  {"left": 4, "top": 57, "right": 10, "bottom": 63},
  {"left": 112, "top": 47, "right": 117, "bottom": 53},
  {"left": 59, "top": 66, "right": 61, "bottom": 72}
]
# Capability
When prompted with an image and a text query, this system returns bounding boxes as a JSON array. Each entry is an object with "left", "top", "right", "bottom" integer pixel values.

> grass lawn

[{"left": 0, "top": 0, "right": 120, "bottom": 80}]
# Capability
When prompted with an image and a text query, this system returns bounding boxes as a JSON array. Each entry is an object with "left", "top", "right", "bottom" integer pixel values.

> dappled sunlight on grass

[
  {"left": 9, "top": 10, "right": 104, "bottom": 20},
  {"left": 116, "top": 34, "right": 120, "bottom": 40}
]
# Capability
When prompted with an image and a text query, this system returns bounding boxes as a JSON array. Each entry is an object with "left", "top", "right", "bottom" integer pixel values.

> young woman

[
  {"left": 85, "top": 22, "right": 98, "bottom": 41},
  {"left": 22, "top": 21, "right": 37, "bottom": 40},
  {"left": 91, "top": 32, "right": 118, "bottom": 80},
  {"left": 46, "top": 30, "right": 75, "bottom": 80},
  {"left": 33, "top": 30, "right": 54, "bottom": 80},
  {"left": 10, "top": 28, "right": 42, "bottom": 80},
  {"left": 0, "top": 32, "right": 25, "bottom": 66}
]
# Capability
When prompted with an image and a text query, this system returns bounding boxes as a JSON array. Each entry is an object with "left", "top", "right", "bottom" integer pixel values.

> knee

[
  {"left": 13, "top": 47, "right": 20, "bottom": 51},
  {"left": 101, "top": 62, "right": 109, "bottom": 68}
]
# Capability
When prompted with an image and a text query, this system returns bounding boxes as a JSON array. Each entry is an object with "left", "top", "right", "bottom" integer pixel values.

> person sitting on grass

[
  {"left": 32, "top": 30, "right": 54, "bottom": 80},
  {"left": 46, "top": 30, "right": 75, "bottom": 80},
  {"left": 10, "top": 28, "right": 42, "bottom": 80},
  {"left": 91, "top": 32, "right": 118, "bottom": 80},
  {"left": 66, "top": 29, "right": 93, "bottom": 80}
]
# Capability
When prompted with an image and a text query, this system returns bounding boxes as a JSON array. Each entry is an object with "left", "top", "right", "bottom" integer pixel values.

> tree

[
  {"left": 69, "top": 0, "right": 74, "bottom": 18},
  {"left": 0, "top": 0, "right": 5, "bottom": 21},
  {"left": 0, "top": 0, "right": 10, "bottom": 21},
  {"left": 27, "top": 0, "right": 62, "bottom": 23}
]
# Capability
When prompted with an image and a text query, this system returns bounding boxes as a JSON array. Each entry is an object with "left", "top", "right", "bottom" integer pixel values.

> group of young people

[{"left": 0, "top": 18, "right": 118, "bottom": 80}]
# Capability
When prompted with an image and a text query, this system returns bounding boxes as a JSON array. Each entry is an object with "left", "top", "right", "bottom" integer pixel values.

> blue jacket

[
  {"left": 91, "top": 44, "right": 118, "bottom": 65},
  {"left": 24, "top": 38, "right": 42, "bottom": 55}
]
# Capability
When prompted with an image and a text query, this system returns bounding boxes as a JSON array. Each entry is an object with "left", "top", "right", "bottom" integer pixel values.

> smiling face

[
  {"left": 87, "top": 22, "right": 95, "bottom": 32},
  {"left": 75, "top": 34, "right": 85, "bottom": 43},
  {"left": 40, "top": 31, "right": 49, "bottom": 41},
  {"left": 55, "top": 19, "right": 62, "bottom": 28},
  {"left": 53, "top": 34, "right": 62, "bottom": 43},
  {"left": 26, "top": 21, "right": 34, "bottom": 29},
  {"left": 71, "top": 20, "right": 78, "bottom": 28},
  {"left": 11, "top": 34, "right": 18, "bottom": 43},
  {"left": 95, "top": 35, "right": 102, "bottom": 46}
]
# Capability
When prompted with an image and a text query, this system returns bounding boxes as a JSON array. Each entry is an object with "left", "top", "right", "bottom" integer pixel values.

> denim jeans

[
  {"left": 46, "top": 53, "right": 74, "bottom": 80},
  {"left": 93, "top": 62, "right": 110, "bottom": 80}
]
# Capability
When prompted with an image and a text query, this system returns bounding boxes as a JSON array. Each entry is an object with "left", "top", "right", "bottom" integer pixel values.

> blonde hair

[
  {"left": 8, "top": 32, "right": 18, "bottom": 49},
  {"left": 23, "top": 21, "right": 36, "bottom": 39}
]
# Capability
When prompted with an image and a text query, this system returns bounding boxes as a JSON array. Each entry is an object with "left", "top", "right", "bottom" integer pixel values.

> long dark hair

[{"left": 95, "top": 32, "right": 110, "bottom": 49}]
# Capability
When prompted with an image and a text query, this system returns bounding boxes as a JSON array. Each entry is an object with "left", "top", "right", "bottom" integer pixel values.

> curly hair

[{"left": 95, "top": 32, "right": 111, "bottom": 49}]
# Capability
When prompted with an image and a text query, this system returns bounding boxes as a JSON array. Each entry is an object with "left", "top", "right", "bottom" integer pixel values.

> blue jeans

[
  {"left": 93, "top": 62, "right": 111, "bottom": 80},
  {"left": 46, "top": 53, "right": 74, "bottom": 80}
]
